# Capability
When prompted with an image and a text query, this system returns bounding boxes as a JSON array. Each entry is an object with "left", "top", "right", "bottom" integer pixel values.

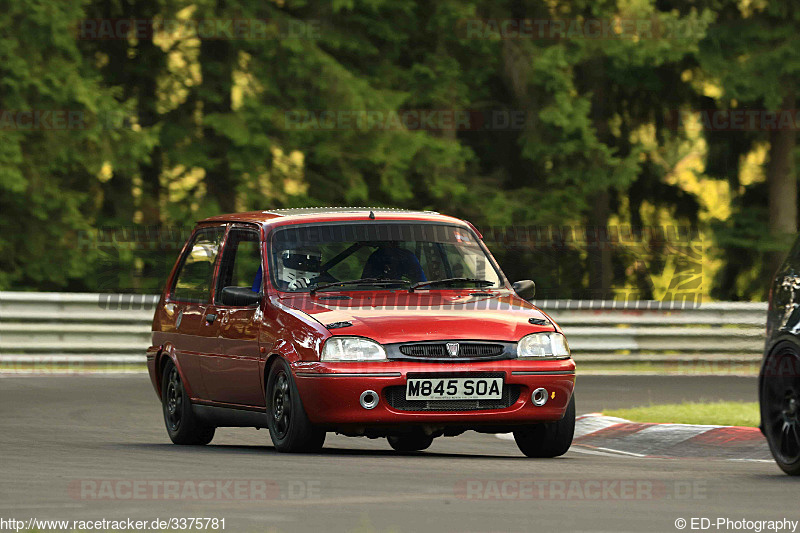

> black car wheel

[
  {"left": 387, "top": 432, "right": 434, "bottom": 452},
  {"left": 761, "top": 342, "right": 800, "bottom": 475},
  {"left": 161, "top": 359, "right": 215, "bottom": 445},
  {"left": 266, "top": 358, "right": 326, "bottom": 453},
  {"left": 513, "top": 394, "right": 575, "bottom": 458}
]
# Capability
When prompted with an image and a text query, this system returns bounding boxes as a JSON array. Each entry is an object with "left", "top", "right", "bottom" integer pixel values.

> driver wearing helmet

[{"left": 277, "top": 246, "right": 322, "bottom": 290}]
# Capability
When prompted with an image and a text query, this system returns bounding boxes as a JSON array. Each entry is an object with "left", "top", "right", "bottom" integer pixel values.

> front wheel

[
  {"left": 161, "top": 360, "right": 215, "bottom": 445},
  {"left": 761, "top": 343, "right": 800, "bottom": 475},
  {"left": 513, "top": 394, "right": 575, "bottom": 458},
  {"left": 266, "top": 358, "right": 326, "bottom": 453}
]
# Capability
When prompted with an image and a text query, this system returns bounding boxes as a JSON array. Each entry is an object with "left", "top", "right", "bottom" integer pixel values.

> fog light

[
  {"left": 360, "top": 390, "right": 379, "bottom": 409},
  {"left": 532, "top": 388, "right": 548, "bottom": 407}
]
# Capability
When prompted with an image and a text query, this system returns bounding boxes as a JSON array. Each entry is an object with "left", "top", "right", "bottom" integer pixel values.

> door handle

[{"left": 205, "top": 313, "right": 217, "bottom": 324}]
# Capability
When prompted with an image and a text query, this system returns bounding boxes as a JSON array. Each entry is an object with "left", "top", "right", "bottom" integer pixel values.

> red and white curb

[{"left": 498, "top": 413, "right": 772, "bottom": 462}]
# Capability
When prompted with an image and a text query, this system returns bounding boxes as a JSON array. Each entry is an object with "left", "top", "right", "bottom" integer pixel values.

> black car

[{"left": 761, "top": 238, "right": 800, "bottom": 474}]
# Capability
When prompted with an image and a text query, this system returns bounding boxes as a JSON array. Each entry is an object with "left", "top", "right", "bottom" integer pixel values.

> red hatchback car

[{"left": 147, "top": 208, "right": 576, "bottom": 456}]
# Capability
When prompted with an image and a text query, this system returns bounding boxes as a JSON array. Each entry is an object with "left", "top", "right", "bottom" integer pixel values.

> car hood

[{"left": 277, "top": 291, "right": 557, "bottom": 344}]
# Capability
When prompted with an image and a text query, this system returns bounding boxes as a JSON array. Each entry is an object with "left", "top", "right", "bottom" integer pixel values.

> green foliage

[
  {"left": 0, "top": 0, "right": 152, "bottom": 290},
  {"left": 700, "top": 0, "right": 800, "bottom": 299},
  {"left": 0, "top": 0, "right": 790, "bottom": 300}
]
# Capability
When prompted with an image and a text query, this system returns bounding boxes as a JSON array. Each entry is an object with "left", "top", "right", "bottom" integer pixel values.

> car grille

[
  {"left": 398, "top": 343, "right": 504, "bottom": 358},
  {"left": 384, "top": 385, "right": 520, "bottom": 412}
]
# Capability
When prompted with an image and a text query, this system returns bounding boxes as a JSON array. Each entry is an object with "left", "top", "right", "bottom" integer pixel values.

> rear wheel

[
  {"left": 513, "top": 394, "right": 575, "bottom": 458},
  {"left": 387, "top": 433, "right": 434, "bottom": 452},
  {"left": 761, "top": 343, "right": 800, "bottom": 475},
  {"left": 266, "top": 358, "right": 326, "bottom": 453},
  {"left": 161, "top": 360, "right": 215, "bottom": 445}
]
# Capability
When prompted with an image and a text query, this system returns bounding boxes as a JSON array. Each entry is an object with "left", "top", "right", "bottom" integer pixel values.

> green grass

[
  {"left": 603, "top": 401, "right": 760, "bottom": 427},
  {"left": 578, "top": 361, "right": 760, "bottom": 376}
]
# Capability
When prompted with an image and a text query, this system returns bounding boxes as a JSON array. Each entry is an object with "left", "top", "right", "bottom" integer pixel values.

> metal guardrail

[{"left": 0, "top": 292, "right": 768, "bottom": 366}]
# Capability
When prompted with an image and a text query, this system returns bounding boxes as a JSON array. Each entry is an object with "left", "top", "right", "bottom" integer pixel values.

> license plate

[{"left": 405, "top": 377, "right": 504, "bottom": 400}]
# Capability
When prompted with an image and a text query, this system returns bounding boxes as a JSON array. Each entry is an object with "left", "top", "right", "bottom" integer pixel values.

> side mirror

[
  {"left": 512, "top": 280, "right": 535, "bottom": 300},
  {"left": 219, "top": 286, "right": 262, "bottom": 307}
]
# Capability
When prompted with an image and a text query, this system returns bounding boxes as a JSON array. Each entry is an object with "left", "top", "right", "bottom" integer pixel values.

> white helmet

[{"left": 278, "top": 246, "right": 322, "bottom": 289}]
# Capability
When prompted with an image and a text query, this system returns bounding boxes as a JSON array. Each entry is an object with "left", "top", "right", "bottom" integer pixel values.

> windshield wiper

[
  {"left": 409, "top": 278, "right": 494, "bottom": 292},
  {"left": 310, "top": 278, "right": 411, "bottom": 295}
]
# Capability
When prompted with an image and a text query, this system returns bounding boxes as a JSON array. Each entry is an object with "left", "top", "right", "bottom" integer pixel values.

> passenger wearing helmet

[{"left": 277, "top": 246, "right": 322, "bottom": 290}]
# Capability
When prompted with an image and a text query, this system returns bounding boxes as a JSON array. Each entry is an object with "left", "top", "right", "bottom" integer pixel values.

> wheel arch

[
  {"left": 261, "top": 337, "right": 307, "bottom": 394},
  {"left": 154, "top": 344, "right": 183, "bottom": 398},
  {"left": 759, "top": 336, "right": 800, "bottom": 433},
  {"left": 262, "top": 352, "right": 283, "bottom": 397}
]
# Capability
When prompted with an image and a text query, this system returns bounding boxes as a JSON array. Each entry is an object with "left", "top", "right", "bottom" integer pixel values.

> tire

[
  {"left": 513, "top": 394, "right": 575, "bottom": 458},
  {"left": 387, "top": 433, "right": 434, "bottom": 452},
  {"left": 161, "top": 359, "right": 215, "bottom": 445},
  {"left": 761, "top": 342, "right": 800, "bottom": 475},
  {"left": 266, "top": 358, "right": 326, "bottom": 453}
]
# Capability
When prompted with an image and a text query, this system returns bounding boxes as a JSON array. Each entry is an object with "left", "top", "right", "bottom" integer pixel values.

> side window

[
  {"left": 216, "top": 228, "right": 262, "bottom": 299},
  {"left": 170, "top": 228, "right": 225, "bottom": 303}
]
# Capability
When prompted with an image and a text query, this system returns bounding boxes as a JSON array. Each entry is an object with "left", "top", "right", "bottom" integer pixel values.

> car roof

[{"left": 198, "top": 207, "right": 475, "bottom": 230}]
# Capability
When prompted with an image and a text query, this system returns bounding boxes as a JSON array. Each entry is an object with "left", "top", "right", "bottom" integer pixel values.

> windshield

[{"left": 270, "top": 222, "right": 504, "bottom": 292}]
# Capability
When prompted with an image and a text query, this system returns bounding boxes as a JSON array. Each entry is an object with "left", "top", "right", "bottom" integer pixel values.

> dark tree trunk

[
  {"left": 92, "top": 0, "right": 136, "bottom": 224},
  {"left": 135, "top": 3, "right": 164, "bottom": 226},
  {"left": 766, "top": 92, "right": 797, "bottom": 278},
  {"left": 587, "top": 189, "right": 614, "bottom": 299},
  {"left": 583, "top": 57, "right": 614, "bottom": 300},
  {"left": 128, "top": 0, "right": 167, "bottom": 292},
  {"left": 198, "top": 1, "right": 235, "bottom": 213}
]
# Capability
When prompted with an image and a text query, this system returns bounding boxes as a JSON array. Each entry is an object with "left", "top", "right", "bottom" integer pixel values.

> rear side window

[{"left": 170, "top": 227, "right": 225, "bottom": 303}]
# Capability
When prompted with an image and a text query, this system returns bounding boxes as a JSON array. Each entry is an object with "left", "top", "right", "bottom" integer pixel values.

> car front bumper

[{"left": 292, "top": 358, "right": 575, "bottom": 427}]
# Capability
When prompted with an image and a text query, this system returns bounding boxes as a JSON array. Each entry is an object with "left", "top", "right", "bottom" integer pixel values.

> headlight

[
  {"left": 517, "top": 332, "right": 570, "bottom": 358},
  {"left": 321, "top": 337, "right": 387, "bottom": 362}
]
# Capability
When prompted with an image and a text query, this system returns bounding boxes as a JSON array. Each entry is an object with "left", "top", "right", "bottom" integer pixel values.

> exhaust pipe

[
  {"left": 532, "top": 388, "right": 548, "bottom": 407},
  {"left": 360, "top": 390, "right": 379, "bottom": 410}
]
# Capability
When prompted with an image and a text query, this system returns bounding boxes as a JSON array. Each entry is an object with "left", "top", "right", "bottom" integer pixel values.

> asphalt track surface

[{"left": 1, "top": 374, "right": 795, "bottom": 533}]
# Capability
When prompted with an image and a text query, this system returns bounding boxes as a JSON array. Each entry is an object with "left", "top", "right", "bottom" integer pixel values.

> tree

[{"left": 701, "top": 0, "right": 800, "bottom": 297}]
